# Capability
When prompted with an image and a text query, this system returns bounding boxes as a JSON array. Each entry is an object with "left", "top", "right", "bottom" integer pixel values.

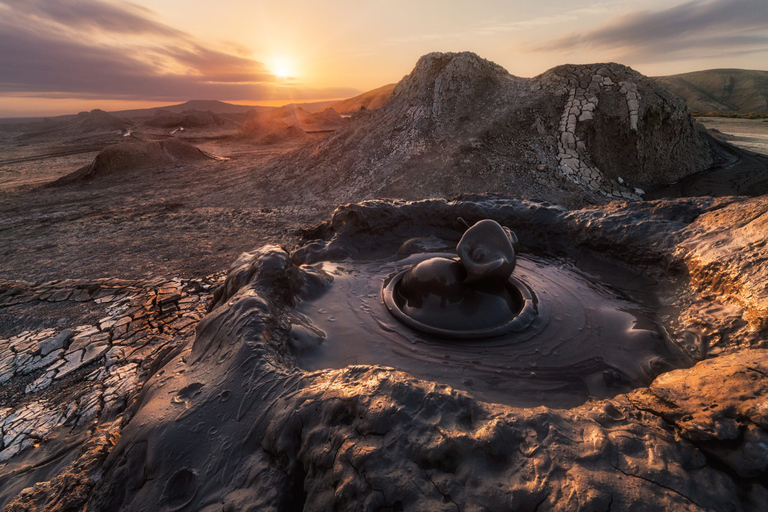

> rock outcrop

[{"left": 539, "top": 63, "right": 712, "bottom": 197}]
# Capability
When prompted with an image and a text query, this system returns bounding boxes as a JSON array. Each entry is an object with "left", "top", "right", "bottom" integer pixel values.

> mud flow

[{"left": 294, "top": 249, "right": 690, "bottom": 408}]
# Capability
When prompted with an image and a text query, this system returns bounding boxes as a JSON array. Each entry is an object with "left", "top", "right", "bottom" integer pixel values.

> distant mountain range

[
  {"left": 111, "top": 99, "right": 341, "bottom": 119},
  {"left": 112, "top": 100, "right": 267, "bottom": 118},
  {"left": 105, "top": 89, "right": 399, "bottom": 120},
  {"left": 654, "top": 69, "right": 768, "bottom": 115}
]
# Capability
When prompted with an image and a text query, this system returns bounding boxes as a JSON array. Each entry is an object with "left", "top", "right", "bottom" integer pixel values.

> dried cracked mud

[{"left": 2, "top": 52, "right": 768, "bottom": 511}]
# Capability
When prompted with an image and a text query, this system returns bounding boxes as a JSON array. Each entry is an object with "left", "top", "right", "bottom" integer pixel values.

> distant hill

[
  {"left": 144, "top": 109, "right": 230, "bottom": 129},
  {"left": 330, "top": 84, "right": 396, "bottom": 113},
  {"left": 282, "top": 100, "right": 338, "bottom": 113},
  {"left": 113, "top": 100, "right": 267, "bottom": 119},
  {"left": 111, "top": 99, "right": 345, "bottom": 119},
  {"left": 654, "top": 69, "right": 768, "bottom": 115},
  {"left": 75, "top": 109, "right": 132, "bottom": 132}
]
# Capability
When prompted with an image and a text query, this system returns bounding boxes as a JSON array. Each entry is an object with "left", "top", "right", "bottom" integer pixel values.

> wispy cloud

[
  {"left": 5, "top": 0, "right": 183, "bottom": 37},
  {"left": 384, "top": 1, "right": 630, "bottom": 46},
  {"left": 530, "top": 0, "right": 768, "bottom": 62},
  {"left": 0, "top": 0, "right": 357, "bottom": 101},
  {"left": 471, "top": 1, "right": 631, "bottom": 37}
]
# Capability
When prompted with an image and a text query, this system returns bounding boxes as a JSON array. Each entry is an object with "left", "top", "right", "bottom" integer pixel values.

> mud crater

[{"left": 293, "top": 242, "right": 689, "bottom": 408}]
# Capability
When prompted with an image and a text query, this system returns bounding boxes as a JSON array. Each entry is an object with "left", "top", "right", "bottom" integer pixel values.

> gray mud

[
  {"left": 646, "top": 138, "right": 768, "bottom": 199},
  {"left": 295, "top": 252, "right": 688, "bottom": 408}
]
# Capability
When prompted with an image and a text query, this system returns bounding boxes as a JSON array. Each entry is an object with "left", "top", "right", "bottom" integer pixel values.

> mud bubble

[{"left": 383, "top": 219, "right": 534, "bottom": 338}]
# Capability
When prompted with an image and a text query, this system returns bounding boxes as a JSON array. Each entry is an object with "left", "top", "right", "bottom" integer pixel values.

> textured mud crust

[{"left": 76, "top": 197, "right": 768, "bottom": 512}]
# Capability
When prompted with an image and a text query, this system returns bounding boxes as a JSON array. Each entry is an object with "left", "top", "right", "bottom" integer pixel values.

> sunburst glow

[{"left": 270, "top": 57, "right": 294, "bottom": 79}]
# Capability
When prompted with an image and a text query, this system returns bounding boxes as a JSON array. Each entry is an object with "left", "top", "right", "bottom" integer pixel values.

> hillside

[
  {"left": 261, "top": 52, "right": 719, "bottom": 207},
  {"left": 330, "top": 83, "right": 396, "bottom": 113},
  {"left": 655, "top": 69, "right": 768, "bottom": 115},
  {"left": 113, "top": 100, "right": 266, "bottom": 119}
]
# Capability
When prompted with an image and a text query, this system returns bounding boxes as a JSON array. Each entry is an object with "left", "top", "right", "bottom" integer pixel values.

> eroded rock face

[
  {"left": 68, "top": 197, "right": 768, "bottom": 512},
  {"left": 262, "top": 52, "right": 724, "bottom": 207},
  {"left": 539, "top": 63, "right": 712, "bottom": 198}
]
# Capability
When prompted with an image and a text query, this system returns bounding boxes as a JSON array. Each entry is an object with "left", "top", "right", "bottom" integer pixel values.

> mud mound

[
  {"left": 144, "top": 109, "right": 226, "bottom": 129},
  {"left": 538, "top": 63, "right": 713, "bottom": 194},
  {"left": 241, "top": 105, "right": 348, "bottom": 141},
  {"left": 240, "top": 111, "right": 289, "bottom": 136},
  {"left": 262, "top": 52, "right": 726, "bottom": 207},
  {"left": 269, "top": 105, "right": 349, "bottom": 131},
  {"left": 16, "top": 109, "right": 134, "bottom": 139},
  {"left": 144, "top": 109, "right": 183, "bottom": 128},
  {"left": 268, "top": 105, "right": 308, "bottom": 126},
  {"left": 301, "top": 107, "right": 348, "bottom": 130},
  {"left": 74, "top": 109, "right": 132, "bottom": 133},
  {"left": 240, "top": 111, "right": 310, "bottom": 144},
  {"left": 53, "top": 139, "right": 214, "bottom": 184},
  {"left": 160, "top": 138, "right": 214, "bottom": 161},
  {"left": 257, "top": 124, "right": 310, "bottom": 145}
]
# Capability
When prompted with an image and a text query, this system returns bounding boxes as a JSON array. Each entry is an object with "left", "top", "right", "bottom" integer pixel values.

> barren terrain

[
  {"left": 697, "top": 117, "right": 768, "bottom": 155},
  {"left": 2, "top": 52, "right": 768, "bottom": 511}
]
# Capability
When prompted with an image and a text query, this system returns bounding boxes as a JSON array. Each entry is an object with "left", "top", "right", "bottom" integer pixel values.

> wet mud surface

[
  {"left": 646, "top": 139, "right": 768, "bottom": 199},
  {"left": 295, "top": 252, "right": 688, "bottom": 408}
]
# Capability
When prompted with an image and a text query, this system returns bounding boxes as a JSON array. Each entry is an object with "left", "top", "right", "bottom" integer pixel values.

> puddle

[{"left": 294, "top": 252, "right": 690, "bottom": 408}]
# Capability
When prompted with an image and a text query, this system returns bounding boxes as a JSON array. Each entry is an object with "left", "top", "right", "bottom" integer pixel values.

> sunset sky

[{"left": 1, "top": 0, "right": 766, "bottom": 117}]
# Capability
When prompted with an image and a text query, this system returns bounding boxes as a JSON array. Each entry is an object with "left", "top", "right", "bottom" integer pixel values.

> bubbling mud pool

[{"left": 293, "top": 252, "right": 690, "bottom": 408}]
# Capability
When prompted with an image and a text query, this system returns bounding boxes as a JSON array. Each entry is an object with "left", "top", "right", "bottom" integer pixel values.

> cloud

[
  {"left": 530, "top": 0, "right": 768, "bottom": 62},
  {"left": 0, "top": 0, "right": 358, "bottom": 102},
  {"left": 4, "top": 0, "right": 183, "bottom": 37}
]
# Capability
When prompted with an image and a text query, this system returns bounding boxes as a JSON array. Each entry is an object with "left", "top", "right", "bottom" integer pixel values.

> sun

[{"left": 270, "top": 57, "right": 294, "bottom": 79}]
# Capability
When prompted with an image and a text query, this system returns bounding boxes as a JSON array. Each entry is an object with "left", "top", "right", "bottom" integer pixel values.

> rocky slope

[
  {"left": 330, "top": 83, "right": 397, "bottom": 113},
  {"left": 261, "top": 52, "right": 722, "bottom": 207}
]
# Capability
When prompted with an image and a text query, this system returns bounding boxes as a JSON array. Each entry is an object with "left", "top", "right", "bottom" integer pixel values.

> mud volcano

[
  {"left": 295, "top": 218, "right": 688, "bottom": 407},
  {"left": 383, "top": 219, "right": 534, "bottom": 338},
  {"left": 68, "top": 196, "right": 768, "bottom": 512}
]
